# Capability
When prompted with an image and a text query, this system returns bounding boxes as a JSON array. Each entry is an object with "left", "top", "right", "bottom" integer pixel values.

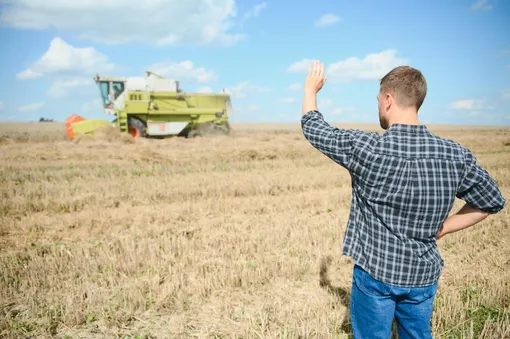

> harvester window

[
  {"left": 100, "top": 82, "right": 110, "bottom": 107},
  {"left": 112, "top": 82, "right": 125, "bottom": 99}
]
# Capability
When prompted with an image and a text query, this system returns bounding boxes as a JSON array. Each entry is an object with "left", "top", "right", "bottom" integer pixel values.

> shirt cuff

[{"left": 301, "top": 110, "right": 321, "bottom": 121}]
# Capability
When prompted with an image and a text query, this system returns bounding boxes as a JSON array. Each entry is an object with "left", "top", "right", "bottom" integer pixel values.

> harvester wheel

[
  {"left": 223, "top": 121, "right": 232, "bottom": 135},
  {"left": 187, "top": 129, "right": 201, "bottom": 138},
  {"left": 128, "top": 117, "right": 146, "bottom": 139}
]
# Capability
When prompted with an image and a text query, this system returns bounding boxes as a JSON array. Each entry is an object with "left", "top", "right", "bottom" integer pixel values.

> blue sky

[{"left": 0, "top": 0, "right": 509, "bottom": 125}]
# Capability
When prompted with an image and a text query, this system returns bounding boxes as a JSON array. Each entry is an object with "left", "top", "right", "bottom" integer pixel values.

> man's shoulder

[
  {"left": 384, "top": 127, "right": 476, "bottom": 164},
  {"left": 426, "top": 131, "right": 471, "bottom": 159},
  {"left": 343, "top": 129, "right": 382, "bottom": 150},
  {"left": 348, "top": 128, "right": 381, "bottom": 139}
]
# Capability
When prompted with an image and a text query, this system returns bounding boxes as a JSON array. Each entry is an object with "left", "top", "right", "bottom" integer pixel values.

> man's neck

[{"left": 388, "top": 110, "right": 420, "bottom": 127}]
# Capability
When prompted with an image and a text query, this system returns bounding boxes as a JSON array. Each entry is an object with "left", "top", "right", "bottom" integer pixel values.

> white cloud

[
  {"left": 327, "top": 49, "right": 408, "bottom": 82},
  {"left": 288, "top": 82, "right": 302, "bottom": 91},
  {"left": 224, "top": 82, "right": 272, "bottom": 99},
  {"left": 19, "top": 101, "right": 45, "bottom": 112},
  {"left": 502, "top": 89, "right": 510, "bottom": 99},
  {"left": 47, "top": 78, "right": 93, "bottom": 98},
  {"left": 287, "top": 59, "right": 315, "bottom": 73},
  {"left": 317, "top": 98, "right": 355, "bottom": 116},
  {"left": 331, "top": 106, "right": 356, "bottom": 115},
  {"left": 286, "top": 50, "right": 408, "bottom": 82},
  {"left": 242, "top": 2, "right": 267, "bottom": 21},
  {"left": 471, "top": 0, "right": 492, "bottom": 11},
  {"left": 0, "top": 101, "right": 3, "bottom": 111},
  {"left": 0, "top": 0, "right": 245, "bottom": 46},
  {"left": 17, "top": 69, "right": 40, "bottom": 80},
  {"left": 281, "top": 97, "right": 296, "bottom": 104},
  {"left": 17, "top": 37, "right": 114, "bottom": 80},
  {"left": 147, "top": 60, "right": 215, "bottom": 84},
  {"left": 449, "top": 99, "right": 495, "bottom": 110},
  {"left": 196, "top": 86, "right": 214, "bottom": 93},
  {"left": 315, "top": 14, "right": 341, "bottom": 27}
]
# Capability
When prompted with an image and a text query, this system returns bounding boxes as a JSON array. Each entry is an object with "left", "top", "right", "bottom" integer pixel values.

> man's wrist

[
  {"left": 302, "top": 90, "right": 318, "bottom": 114},
  {"left": 436, "top": 224, "right": 448, "bottom": 239}
]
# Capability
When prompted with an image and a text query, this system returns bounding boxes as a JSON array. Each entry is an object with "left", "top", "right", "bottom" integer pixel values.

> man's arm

[
  {"left": 436, "top": 203, "right": 489, "bottom": 239},
  {"left": 456, "top": 148, "right": 505, "bottom": 214},
  {"left": 301, "top": 60, "right": 365, "bottom": 170},
  {"left": 302, "top": 110, "right": 364, "bottom": 170},
  {"left": 437, "top": 148, "right": 505, "bottom": 239},
  {"left": 302, "top": 86, "right": 318, "bottom": 115}
]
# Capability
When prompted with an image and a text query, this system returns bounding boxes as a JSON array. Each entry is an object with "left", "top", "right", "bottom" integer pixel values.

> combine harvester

[{"left": 66, "top": 71, "right": 233, "bottom": 139}]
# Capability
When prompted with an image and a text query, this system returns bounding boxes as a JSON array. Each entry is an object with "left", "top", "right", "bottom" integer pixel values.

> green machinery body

[{"left": 68, "top": 72, "right": 233, "bottom": 139}]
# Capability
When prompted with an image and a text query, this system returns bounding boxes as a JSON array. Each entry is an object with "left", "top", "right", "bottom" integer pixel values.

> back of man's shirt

[{"left": 302, "top": 110, "right": 505, "bottom": 286}]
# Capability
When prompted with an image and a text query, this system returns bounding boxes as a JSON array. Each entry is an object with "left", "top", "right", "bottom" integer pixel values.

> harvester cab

[
  {"left": 66, "top": 71, "right": 232, "bottom": 140},
  {"left": 95, "top": 75, "right": 126, "bottom": 115}
]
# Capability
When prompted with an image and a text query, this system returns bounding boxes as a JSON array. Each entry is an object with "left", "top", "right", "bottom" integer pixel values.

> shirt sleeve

[
  {"left": 456, "top": 148, "right": 506, "bottom": 214},
  {"left": 301, "top": 110, "right": 365, "bottom": 171}
]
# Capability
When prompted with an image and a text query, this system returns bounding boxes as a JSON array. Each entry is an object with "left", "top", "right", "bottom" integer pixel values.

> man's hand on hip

[{"left": 436, "top": 203, "right": 490, "bottom": 240}]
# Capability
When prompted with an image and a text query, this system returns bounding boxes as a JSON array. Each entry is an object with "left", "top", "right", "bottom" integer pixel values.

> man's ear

[{"left": 385, "top": 92, "right": 393, "bottom": 111}]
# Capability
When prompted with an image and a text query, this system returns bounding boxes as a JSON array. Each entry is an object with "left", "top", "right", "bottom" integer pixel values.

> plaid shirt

[{"left": 302, "top": 110, "right": 505, "bottom": 287}]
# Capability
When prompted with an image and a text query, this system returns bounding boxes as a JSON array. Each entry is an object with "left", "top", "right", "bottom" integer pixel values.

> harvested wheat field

[{"left": 0, "top": 121, "right": 509, "bottom": 338}]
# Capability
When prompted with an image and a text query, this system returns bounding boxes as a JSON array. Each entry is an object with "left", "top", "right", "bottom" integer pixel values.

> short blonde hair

[{"left": 380, "top": 66, "right": 427, "bottom": 111}]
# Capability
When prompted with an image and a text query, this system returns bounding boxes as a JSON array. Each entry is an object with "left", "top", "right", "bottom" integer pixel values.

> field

[{"left": 1, "top": 121, "right": 509, "bottom": 338}]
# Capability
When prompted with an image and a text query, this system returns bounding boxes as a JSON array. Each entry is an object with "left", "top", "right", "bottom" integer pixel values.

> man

[{"left": 300, "top": 61, "right": 505, "bottom": 338}]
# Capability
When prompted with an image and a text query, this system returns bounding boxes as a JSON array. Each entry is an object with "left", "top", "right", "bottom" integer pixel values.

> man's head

[{"left": 377, "top": 66, "right": 427, "bottom": 129}]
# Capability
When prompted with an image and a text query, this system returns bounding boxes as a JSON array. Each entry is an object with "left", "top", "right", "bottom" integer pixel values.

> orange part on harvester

[{"left": 66, "top": 114, "right": 85, "bottom": 138}]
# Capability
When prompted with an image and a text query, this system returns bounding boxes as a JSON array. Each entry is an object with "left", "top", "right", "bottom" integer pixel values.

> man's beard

[{"left": 379, "top": 112, "right": 388, "bottom": 130}]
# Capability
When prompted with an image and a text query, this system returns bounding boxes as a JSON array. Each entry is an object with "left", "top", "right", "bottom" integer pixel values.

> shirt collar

[{"left": 384, "top": 123, "right": 430, "bottom": 135}]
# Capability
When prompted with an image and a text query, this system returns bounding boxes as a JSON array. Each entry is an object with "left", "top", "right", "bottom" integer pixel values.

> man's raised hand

[
  {"left": 301, "top": 60, "right": 327, "bottom": 114},
  {"left": 304, "top": 60, "right": 327, "bottom": 94}
]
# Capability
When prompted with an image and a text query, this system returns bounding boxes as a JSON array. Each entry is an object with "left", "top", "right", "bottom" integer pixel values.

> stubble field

[{"left": 0, "top": 121, "right": 509, "bottom": 338}]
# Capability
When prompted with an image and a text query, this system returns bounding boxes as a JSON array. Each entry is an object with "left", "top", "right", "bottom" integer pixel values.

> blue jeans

[{"left": 350, "top": 265, "right": 438, "bottom": 339}]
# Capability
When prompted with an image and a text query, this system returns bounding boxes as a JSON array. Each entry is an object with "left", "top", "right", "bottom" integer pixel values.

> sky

[{"left": 0, "top": 0, "right": 509, "bottom": 125}]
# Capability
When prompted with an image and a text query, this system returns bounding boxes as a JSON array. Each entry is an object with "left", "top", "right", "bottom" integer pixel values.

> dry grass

[
  {"left": 0, "top": 121, "right": 509, "bottom": 338},
  {"left": 0, "top": 122, "right": 68, "bottom": 144}
]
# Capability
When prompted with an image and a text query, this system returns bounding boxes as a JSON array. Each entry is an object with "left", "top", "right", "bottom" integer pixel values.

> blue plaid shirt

[{"left": 302, "top": 110, "right": 505, "bottom": 287}]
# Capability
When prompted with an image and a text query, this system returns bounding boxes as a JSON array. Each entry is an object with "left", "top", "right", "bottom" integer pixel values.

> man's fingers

[
  {"left": 307, "top": 60, "right": 327, "bottom": 86},
  {"left": 310, "top": 60, "right": 325, "bottom": 78}
]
